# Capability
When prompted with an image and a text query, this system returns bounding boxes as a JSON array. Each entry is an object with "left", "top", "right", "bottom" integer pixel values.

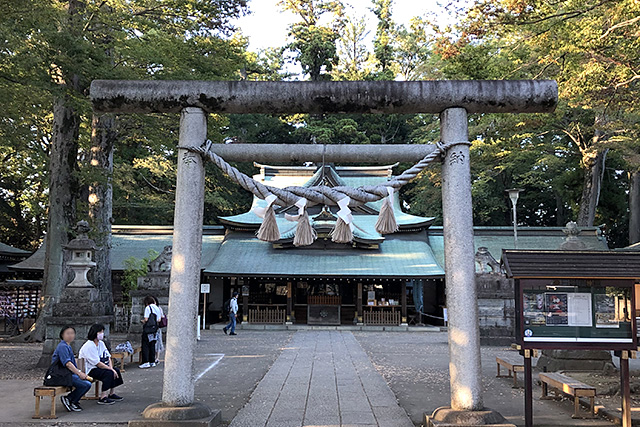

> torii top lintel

[{"left": 90, "top": 80, "right": 557, "bottom": 115}]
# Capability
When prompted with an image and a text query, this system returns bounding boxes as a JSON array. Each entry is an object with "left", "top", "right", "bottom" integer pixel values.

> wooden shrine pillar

[
  {"left": 241, "top": 279, "right": 248, "bottom": 323},
  {"left": 286, "top": 282, "right": 293, "bottom": 324},
  {"left": 357, "top": 282, "right": 363, "bottom": 324},
  {"left": 401, "top": 281, "right": 408, "bottom": 325}
]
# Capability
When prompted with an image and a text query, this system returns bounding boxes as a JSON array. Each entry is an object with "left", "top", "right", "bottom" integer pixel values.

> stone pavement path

[{"left": 230, "top": 330, "right": 413, "bottom": 427}]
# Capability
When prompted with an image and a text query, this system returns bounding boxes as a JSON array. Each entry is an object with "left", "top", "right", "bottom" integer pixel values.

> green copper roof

[
  {"left": 0, "top": 242, "right": 30, "bottom": 256},
  {"left": 11, "top": 226, "right": 225, "bottom": 272},
  {"left": 204, "top": 232, "right": 444, "bottom": 278},
  {"left": 426, "top": 226, "right": 609, "bottom": 267}
]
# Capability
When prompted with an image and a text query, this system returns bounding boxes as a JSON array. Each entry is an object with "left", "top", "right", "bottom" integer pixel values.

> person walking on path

[{"left": 223, "top": 292, "right": 239, "bottom": 336}]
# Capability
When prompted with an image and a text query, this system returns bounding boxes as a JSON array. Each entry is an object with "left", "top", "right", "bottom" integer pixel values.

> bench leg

[
  {"left": 513, "top": 371, "right": 518, "bottom": 388},
  {"left": 496, "top": 362, "right": 500, "bottom": 377},
  {"left": 590, "top": 396, "right": 595, "bottom": 417},
  {"left": 573, "top": 396, "right": 580, "bottom": 419},
  {"left": 34, "top": 396, "right": 40, "bottom": 419},
  {"left": 50, "top": 394, "right": 56, "bottom": 419},
  {"left": 541, "top": 381, "right": 548, "bottom": 399}
]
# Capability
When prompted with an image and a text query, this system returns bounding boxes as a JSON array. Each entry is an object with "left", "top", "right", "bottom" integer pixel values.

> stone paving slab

[{"left": 229, "top": 331, "right": 413, "bottom": 427}]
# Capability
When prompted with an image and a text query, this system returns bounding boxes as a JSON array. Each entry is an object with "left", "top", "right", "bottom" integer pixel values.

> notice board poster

[
  {"left": 523, "top": 292, "right": 546, "bottom": 326},
  {"left": 545, "top": 293, "right": 568, "bottom": 325},
  {"left": 517, "top": 279, "right": 635, "bottom": 349},
  {"left": 595, "top": 294, "right": 618, "bottom": 328}
]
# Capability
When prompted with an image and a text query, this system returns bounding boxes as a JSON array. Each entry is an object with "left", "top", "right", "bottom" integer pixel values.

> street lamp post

[{"left": 506, "top": 188, "right": 523, "bottom": 248}]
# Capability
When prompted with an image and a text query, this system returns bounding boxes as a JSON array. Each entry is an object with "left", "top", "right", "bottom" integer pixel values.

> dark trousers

[
  {"left": 88, "top": 367, "right": 123, "bottom": 392},
  {"left": 141, "top": 333, "right": 157, "bottom": 363}
]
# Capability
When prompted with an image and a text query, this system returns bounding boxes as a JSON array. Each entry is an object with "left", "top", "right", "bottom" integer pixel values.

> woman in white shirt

[
  {"left": 78, "top": 324, "right": 124, "bottom": 405},
  {"left": 140, "top": 296, "right": 161, "bottom": 368}
]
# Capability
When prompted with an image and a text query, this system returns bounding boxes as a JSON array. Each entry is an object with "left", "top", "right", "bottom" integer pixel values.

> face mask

[{"left": 97, "top": 332, "right": 104, "bottom": 341}]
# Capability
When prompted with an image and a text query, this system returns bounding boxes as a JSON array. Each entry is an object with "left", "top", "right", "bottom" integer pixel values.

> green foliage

[
  {"left": 279, "top": 0, "right": 345, "bottom": 80},
  {"left": 371, "top": 0, "right": 395, "bottom": 77},
  {"left": 121, "top": 250, "right": 159, "bottom": 303},
  {"left": 1, "top": 0, "right": 638, "bottom": 252}
]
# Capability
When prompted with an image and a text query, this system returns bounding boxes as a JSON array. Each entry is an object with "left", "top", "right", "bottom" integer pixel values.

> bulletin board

[{"left": 516, "top": 278, "right": 637, "bottom": 350}]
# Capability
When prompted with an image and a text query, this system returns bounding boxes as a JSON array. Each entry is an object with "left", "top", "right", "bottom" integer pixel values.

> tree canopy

[{"left": 1, "top": 0, "right": 639, "bottom": 253}]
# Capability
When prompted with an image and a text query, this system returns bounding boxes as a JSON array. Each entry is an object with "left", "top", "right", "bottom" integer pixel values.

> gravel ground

[{"left": 0, "top": 342, "right": 43, "bottom": 381}]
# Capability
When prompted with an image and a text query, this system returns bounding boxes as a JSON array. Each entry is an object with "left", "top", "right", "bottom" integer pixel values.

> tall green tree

[
  {"left": 371, "top": 0, "right": 395, "bottom": 79},
  {"left": 0, "top": 0, "right": 250, "bottom": 345},
  {"left": 279, "top": 0, "right": 345, "bottom": 81},
  {"left": 446, "top": 0, "right": 640, "bottom": 230}
]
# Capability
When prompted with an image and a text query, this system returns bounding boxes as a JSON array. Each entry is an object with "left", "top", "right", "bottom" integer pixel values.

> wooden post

[
  {"left": 620, "top": 351, "right": 631, "bottom": 427},
  {"left": 286, "top": 282, "right": 292, "bottom": 324},
  {"left": 242, "top": 280, "right": 248, "bottom": 323},
  {"left": 524, "top": 349, "right": 533, "bottom": 427},
  {"left": 401, "top": 281, "right": 407, "bottom": 325},
  {"left": 357, "top": 282, "right": 363, "bottom": 324}
]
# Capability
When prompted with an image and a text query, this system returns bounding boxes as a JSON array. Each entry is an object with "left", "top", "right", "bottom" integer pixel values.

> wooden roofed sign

[{"left": 503, "top": 250, "right": 639, "bottom": 351}]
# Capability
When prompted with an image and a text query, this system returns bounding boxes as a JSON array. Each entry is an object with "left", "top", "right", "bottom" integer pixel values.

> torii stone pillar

[
  {"left": 135, "top": 107, "right": 219, "bottom": 425},
  {"left": 90, "top": 80, "right": 556, "bottom": 426}
]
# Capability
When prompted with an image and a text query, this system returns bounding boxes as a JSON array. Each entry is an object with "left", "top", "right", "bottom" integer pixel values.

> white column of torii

[{"left": 91, "top": 79, "right": 557, "bottom": 425}]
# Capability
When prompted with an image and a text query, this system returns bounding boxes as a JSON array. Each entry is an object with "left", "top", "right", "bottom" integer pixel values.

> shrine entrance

[{"left": 90, "top": 79, "right": 557, "bottom": 426}]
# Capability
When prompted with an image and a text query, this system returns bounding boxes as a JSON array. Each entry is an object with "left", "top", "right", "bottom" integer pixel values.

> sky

[{"left": 232, "top": 0, "right": 465, "bottom": 77}]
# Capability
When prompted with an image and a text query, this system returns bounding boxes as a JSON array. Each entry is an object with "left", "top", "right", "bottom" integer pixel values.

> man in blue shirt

[
  {"left": 223, "top": 292, "right": 239, "bottom": 336},
  {"left": 52, "top": 326, "right": 92, "bottom": 412}
]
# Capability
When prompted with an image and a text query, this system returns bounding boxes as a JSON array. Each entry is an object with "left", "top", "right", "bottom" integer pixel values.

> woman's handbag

[
  {"left": 43, "top": 360, "right": 72, "bottom": 387},
  {"left": 159, "top": 315, "right": 168, "bottom": 328}
]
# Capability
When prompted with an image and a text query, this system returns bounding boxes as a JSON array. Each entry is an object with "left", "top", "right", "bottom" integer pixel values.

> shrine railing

[{"left": 248, "top": 307, "right": 286, "bottom": 324}]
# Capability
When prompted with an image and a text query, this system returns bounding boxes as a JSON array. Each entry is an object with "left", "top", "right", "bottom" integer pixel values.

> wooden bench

[
  {"left": 496, "top": 354, "right": 525, "bottom": 387},
  {"left": 33, "top": 385, "right": 69, "bottom": 419},
  {"left": 110, "top": 346, "right": 141, "bottom": 372},
  {"left": 77, "top": 358, "right": 101, "bottom": 400},
  {"left": 33, "top": 357, "right": 102, "bottom": 419},
  {"left": 539, "top": 372, "right": 596, "bottom": 418}
]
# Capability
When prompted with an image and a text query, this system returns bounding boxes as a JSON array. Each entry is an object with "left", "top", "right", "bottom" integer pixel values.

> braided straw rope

[{"left": 184, "top": 141, "right": 462, "bottom": 208}]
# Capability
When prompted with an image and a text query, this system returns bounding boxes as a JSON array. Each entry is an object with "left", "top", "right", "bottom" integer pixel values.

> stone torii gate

[{"left": 90, "top": 80, "right": 557, "bottom": 426}]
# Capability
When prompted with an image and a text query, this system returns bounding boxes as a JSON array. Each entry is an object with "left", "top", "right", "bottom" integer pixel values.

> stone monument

[
  {"left": 475, "top": 247, "right": 516, "bottom": 345},
  {"left": 128, "top": 246, "right": 171, "bottom": 339},
  {"left": 43, "top": 220, "right": 113, "bottom": 355}
]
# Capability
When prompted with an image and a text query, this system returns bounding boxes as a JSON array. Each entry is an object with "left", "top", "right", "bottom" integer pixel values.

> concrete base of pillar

[
  {"left": 129, "top": 403, "right": 221, "bottom": 427},
  {"left": 424, "top": 407, "right": 515, "bottom": 427}
]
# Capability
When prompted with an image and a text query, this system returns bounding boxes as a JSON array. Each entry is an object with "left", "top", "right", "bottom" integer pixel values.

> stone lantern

[
  {"left": 64, "top": 220, "right": 96, "bottom": 288},
  {"left": 43, "top": 220, "right": 113, "bottom": 357}
]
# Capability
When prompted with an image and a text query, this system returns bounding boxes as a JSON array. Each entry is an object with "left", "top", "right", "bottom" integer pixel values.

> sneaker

[
  {"left": 97, "top": 397, "right": 115, "bottom": 405},
  {"left": 108, "top": 394, "right": 123, "bottom": 402},
  {"left": 154, "top": 359, "right": 159, "bottom": 364},
  {"left": 150, "top": 363, "right": 157, "bottom": 367},
  {"left": 60, "top": 395, "right": 72, "bottom": 412},
  {"left": 70, "top": 402, "right": 83, "bottom": 412},
  {"left": 229, "top": 332, "right": 237, "bottom": 336},
  {"left": 223, "top": 327, "right": 228, "bottom": 335},
  {"left": 139, "top": 362, "right": 151, "bottom": 369}
]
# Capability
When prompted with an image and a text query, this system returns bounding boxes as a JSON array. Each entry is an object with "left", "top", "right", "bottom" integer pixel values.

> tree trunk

[
  {"left": 88, "top": 114, "right": 116, "bottom": 313},
  {"left": 577, "top": 145, "right": 608, "bottom": 227},
  {"left": 555, "top": 190, "right": 566, "bottom": 226},
  {"left": 31, "top": 93, "right": 80, "bottom": 348},
  {"left": 630, "top": 170, "right": 640, "bottom": 245}
]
